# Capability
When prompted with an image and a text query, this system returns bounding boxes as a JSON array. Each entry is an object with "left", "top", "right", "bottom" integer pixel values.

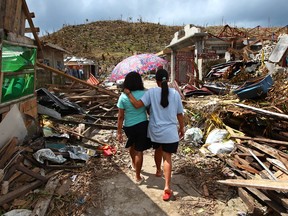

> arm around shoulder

[{"left": 124, "top": 89, "right": 145, "bottom": 108}]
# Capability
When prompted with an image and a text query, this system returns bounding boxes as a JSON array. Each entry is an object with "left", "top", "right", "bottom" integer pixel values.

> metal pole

[{"left": 249, "top": 149, "right": 278, "bottom": 181}]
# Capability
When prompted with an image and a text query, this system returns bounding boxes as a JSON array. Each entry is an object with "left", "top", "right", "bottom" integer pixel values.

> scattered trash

[
  {"left": 33, "top": 148, "right": 67, "bottom": 164},
  {"left": 70, "top": 175, "right": 77, "bottom": 182},
  {"left": 205, "top": 129, "right": 229, "bottom": 145},
  {"left": 184, "top": 127, "right": 203, "bottom": 146},
  {"left": 59, "top": 146, "right": 90, "bottom": 161},
  {"left": 207, "top": 140, "right": 235, "bottom": 154},
  {"left": 3, "top": 209, "right": 32, "bottom": 216}
]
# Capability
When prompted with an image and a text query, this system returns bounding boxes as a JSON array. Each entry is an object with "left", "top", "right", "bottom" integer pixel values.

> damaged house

[
  {"left": 36, "top": 42, "right": 70, "bottom": 88},
  {"left": 0, "top": 0, "right": 39, "bottom": 122}
]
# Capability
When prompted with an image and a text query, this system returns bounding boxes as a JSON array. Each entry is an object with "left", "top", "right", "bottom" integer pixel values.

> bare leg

[
  {"left": 134, "top": 150, "right": 143, "bottom": 181},
  {"left": 129, "top": 146, "right": 136, "bottom": 170},
  {"left": 162, "top": 151, "right": 172, "bottom": 191},
  {"left": 154, "top": 147, "right": 162, "bottom": 177}
]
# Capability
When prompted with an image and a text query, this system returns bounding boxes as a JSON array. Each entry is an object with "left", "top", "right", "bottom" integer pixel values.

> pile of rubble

[
  {"left": 1, "top": 37, "right": 288, "bottom": 215},
  {"left": 0, "top": 79, "right": 123, "bottom": 215}
]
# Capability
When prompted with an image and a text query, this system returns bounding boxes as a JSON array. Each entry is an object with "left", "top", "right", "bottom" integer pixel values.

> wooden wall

[
  {"left": 0, "top": 0, "right": 26, "bottom": 35},
  {"left": 36, "top": 46, "right": 66, "bottom": 88},
  {"left": 0, "top": 0, "right": 38, "bottom": 120}
]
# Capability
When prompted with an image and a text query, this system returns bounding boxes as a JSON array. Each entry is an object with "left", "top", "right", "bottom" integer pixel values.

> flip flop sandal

[
  {"left": 162, "top": 189, "right": 173, "bottom": 201},
  {"left": 135, "top": 177, "right": 145, "bottom": 185}
]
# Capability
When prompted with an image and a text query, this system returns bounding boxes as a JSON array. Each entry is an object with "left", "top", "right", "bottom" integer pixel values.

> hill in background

[
  {"left": 41, "top": 20, "right": 182, "bottom": 72},
  {"left": 41, "top": 20, "right": 281, "bottom": 74}
]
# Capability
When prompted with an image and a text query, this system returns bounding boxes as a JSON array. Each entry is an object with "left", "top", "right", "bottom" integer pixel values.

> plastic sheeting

[
  {"left": 269, "top": 34, "right": 288, "bottom": 63},
  {"left": 33, "top": 149, "right": 66, "bottom": 164},
  {"left": 0, "top": 105, "right": 27, "bottom": 148},
  {"left": 1, "top": 72, "right": 34, "bottom": 103},
  {"left": 1, "top": 43, "right": 36, "bottom": 72}
]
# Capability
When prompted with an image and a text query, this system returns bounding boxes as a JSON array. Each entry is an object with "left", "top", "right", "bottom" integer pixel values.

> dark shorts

[
  {"left": 151, "top": 141, "right": 179, "bottom": 153},
  {"left": 123, "top": 121, "right": 151, "bottom": 152}
]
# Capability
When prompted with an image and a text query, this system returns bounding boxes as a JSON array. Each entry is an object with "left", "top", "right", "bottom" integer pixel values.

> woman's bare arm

[
  {"left": 124, "top": 89, "right": 145, "bottom": 108},
  {"left": 177, "top": 113, "right": 185, "bottom": 140},
  {"left": 117, "top": 108, "right": 125, "bottom": 142}
]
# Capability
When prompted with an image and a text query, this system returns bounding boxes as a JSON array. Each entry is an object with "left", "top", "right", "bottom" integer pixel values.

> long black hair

[
  {"left": 123, "top": 72, "right": 144, "bottom": 91},
  {"left": 156, "top": 69, "right": 169, "bottom": 108}
]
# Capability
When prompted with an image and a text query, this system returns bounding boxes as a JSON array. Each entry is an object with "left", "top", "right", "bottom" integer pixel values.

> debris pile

[
  {"left": 0, "top": 78, "right": 123, "bottom": 215},
  {"left": 180, "top": 81, "right": 288, "bottom": 215}
]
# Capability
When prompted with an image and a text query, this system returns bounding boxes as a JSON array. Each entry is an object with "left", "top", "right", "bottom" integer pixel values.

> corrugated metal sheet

[{"left": 269, "top": 34, "right": 288, "bottom": 63}]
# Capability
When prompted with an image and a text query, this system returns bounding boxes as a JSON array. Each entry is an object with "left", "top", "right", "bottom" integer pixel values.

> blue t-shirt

[
  {"left": 141, "top": 87, "right": 183, "bottom": 143},
  {"left": 117, "top": 90, "right": 147, "bottom": 127}
]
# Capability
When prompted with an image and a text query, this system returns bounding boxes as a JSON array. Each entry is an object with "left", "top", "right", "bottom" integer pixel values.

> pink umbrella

[{"left": 109, "top": 53, "right": 167, "bottom": 81}]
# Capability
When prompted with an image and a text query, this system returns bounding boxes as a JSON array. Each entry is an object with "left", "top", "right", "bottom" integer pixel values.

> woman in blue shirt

[
  {"left": 117, "top": 72, "right": 150, "bottom": 184},
  {"left": 124, "top": 69, "right": 185, "bottom": 201}
]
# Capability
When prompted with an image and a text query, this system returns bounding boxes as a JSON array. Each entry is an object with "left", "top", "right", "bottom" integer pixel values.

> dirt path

[
  {"left": 86, "top": 152, "right": 198, "bottom": 216},
  {"left": 83, "top": 150, "right": 247, "bottom": 216},
  {"left": 81, "top": 79, "right": 247, "bottom": 216}
]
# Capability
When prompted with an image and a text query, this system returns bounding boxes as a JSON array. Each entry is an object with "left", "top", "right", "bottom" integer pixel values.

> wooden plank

[
  {"left": 51, "top": 118, "right": 117, "bottom": 130},
  {"left": 217, "top": 154, "right": 255, "bottom": 179},
  {"left": 238, "top": 188, "right": 255, "bottom": 214},
  {"left": 25, "top": 27, "right": 40, "bottom": 33},
  {"left": 278, "top": 152, "right": 288, "bottom": 169},
  {"left": 0, "top": 105, "right": 9, "bottom": 115},
  {"left": 274, "top": 170, "right": 287, "bottom": 179},
  {"left": 246, "top": 187, "right": 288, "bottom": 215},
  {"left": 19, "top": 97, "right": 38, "bottom": 119},
  {"left": 21, "top": 0, "right": 42, "bottom": 54},
  {"left": 248, "top": 141, "right": 288, "bottom": 159},
  {"left": 13, "top": 0, "right": 22, "bottom": 33},
  {"left": 0, "top": 1, "right": 7, "bottom": 29},
  {"left": 267, "top": 158, "right": 288, "bottom": 175},
  {"left": 0, "top": 137, "right": 19, "bottom": 169},
  {"left": 57, "top": 126, "right": 107, "bottom": 146},
  {"left": 233, "top": 157, "right": 259, "bottom": 174},
  {"left": 19, "top": 4, "right": 26, "bottom": 35},
  {"left": 15, "top": 164, "right": 47, "bottom": 182},
  {"left": 31, "top": 177, "right": 60, "bottom": 216},
  {"left": 236, "top": 145, "right": 265, "bottom": 157},
  {"left": 66, "top": 95, "right": 112, "bottom": 100},
  {"left": 3, "top": 0, "right": 13, "bottom": 31},
  {"left": 232, "top": 135, "right": 288, "bottom": 146},
  {"left": 234, "top": 155, "right": 259, "bottom": 174},
  {"left": 265, "top": 190, "right": 288, "bottom": 210},
  {"left": 37, "top": 62, "right": 119, "bottom": 97},
  {"left": 0, "top": 179, "right": 43, "bottom": 206},
  {"left": 5, "top": 34, "right": 35, "bottom": 45},
  {"left": 218, "top": 179, "right": 288, "bottom": 191},
  {"left": 237, "top": 152, "right": 265, "bottom": 157}
]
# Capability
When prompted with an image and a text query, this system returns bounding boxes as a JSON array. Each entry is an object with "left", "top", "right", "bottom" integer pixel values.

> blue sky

[{"left": 26, "top": 0, "right": 288, "bottom": 35}]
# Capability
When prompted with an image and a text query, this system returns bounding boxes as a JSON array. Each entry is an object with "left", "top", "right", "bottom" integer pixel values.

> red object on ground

[
  {"left": 162, "top": 189, "right": 173, "bottom": 201},
  {"left": 98, "top": 145, "right": 117, "bottom": 156}
]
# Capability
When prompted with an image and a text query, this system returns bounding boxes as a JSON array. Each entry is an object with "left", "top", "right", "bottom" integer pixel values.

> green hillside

[{"left": 41, "top": 20, "right": 182, "bottom": 72}]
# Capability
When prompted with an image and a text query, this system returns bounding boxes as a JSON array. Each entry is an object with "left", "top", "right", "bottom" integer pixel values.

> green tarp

[
  {"left": 1, "top": 43, "right": 36, "bottom": 103},
  {"left": 2, "top": 43, "right": 36, "bottom": 72},
  {"left": 1, "top": 72, "right": 34, "bottom": 103}
]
